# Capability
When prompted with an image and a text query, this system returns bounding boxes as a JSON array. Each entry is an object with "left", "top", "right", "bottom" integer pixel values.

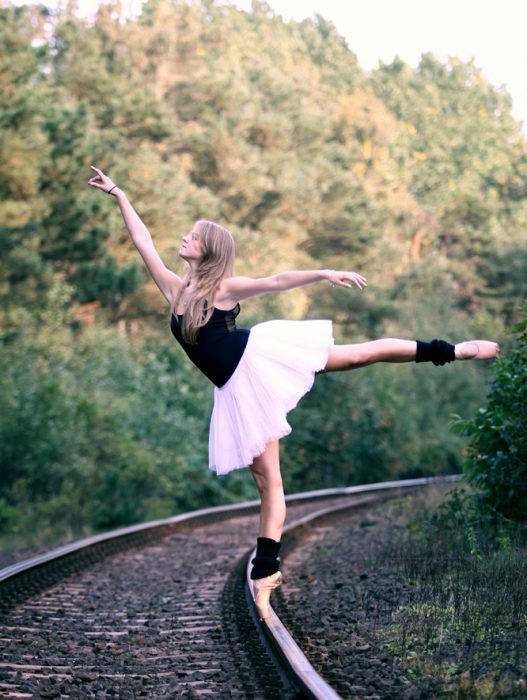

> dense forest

[{"left": 1, "top": 0, "right": 526, "bottom": 546}]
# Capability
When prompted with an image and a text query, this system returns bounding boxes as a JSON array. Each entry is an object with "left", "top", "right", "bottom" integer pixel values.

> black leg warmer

[
  {"left": 250, "top": 537, "right": 281, "bottom": 580},
  {"left": 416, "top": 339, "right": 456, "bottom": 366}
]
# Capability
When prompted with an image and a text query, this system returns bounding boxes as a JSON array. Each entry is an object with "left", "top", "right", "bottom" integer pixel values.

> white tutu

[{"left": 209, "top": 319, "right": 334, "bottom": 475}]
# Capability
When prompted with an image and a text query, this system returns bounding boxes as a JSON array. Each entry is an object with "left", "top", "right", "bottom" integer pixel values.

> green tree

[
  {"left": 0, "top": 4, "right": 53, "bottom": 321},
  {"left": 454, "top": 304, "right": 527, "bottom": 522},
  {"left": 370, "top": 54, "right": 527, "bottom": 324}
]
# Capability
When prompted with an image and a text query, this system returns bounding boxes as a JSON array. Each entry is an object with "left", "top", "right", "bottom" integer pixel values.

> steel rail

[
  {"left": 246, "top": 474, "right": 460, "bottom": 700},
  {"left": 0, "top": 475, "right": 459, "bottom": 590}
]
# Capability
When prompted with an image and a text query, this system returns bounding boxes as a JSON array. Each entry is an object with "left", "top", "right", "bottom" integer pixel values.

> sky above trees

[{"left": 230, "top": 0, "right": 527, "bottom": 133}]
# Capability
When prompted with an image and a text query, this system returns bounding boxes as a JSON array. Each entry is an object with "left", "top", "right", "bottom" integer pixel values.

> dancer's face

[{"left": 179, "top": 227, "right": 203, "bottom": 262}]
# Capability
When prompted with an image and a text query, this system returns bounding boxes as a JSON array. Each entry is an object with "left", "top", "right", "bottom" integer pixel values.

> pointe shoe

[
  {"left": 455, "top": 340, "right": 500, "bottom": 361},
  {"left": 252, "top": 571, "right": 282, "bottom": 620}
]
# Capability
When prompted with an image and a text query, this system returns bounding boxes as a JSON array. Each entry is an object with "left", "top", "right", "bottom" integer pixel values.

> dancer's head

[
  {"left": 177, "top": 220, "right": 236, "bottom": 343},
  {"left": 196, "top": 219, "right": 235, "bottom": 277},
  {"left": 180, "top": 220, "right": 235, "bottom": 278}
]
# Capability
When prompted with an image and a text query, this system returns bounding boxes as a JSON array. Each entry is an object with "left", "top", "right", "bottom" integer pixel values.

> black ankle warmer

[
  {"left": 416, "top": 339, "right": 456, "bottom": 366},
  {"left": 250, "top": 536, "right": 281, "bottom": 580}
]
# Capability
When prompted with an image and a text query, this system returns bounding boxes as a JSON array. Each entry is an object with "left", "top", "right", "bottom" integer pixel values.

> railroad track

[{"left": 0, "top": 476, "right": 458, "bottom": 699}]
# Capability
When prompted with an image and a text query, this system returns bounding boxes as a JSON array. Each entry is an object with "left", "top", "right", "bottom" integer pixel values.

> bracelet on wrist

[{"left": 107, "top": 185, "right": 117, "bottom": 195}]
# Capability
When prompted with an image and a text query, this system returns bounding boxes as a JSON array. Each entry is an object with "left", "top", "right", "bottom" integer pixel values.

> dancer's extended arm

[
  {"left": 88, "top": 166, "right": 181, "bottom": 305},
  {"left": 218, "top": 268, "right": 367, "bottom": 303}
]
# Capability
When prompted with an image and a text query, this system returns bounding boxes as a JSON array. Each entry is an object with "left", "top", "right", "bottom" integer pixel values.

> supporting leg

[
  {"left": 250, "top": 439, "right": 285, "bottom": 541},
  {"left": 249, "top": 440, "right": 284, "bottom": 619}
]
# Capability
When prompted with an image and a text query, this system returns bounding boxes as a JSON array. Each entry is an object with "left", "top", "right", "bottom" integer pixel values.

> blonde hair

[{"left": 174, "top": 220, "right": 235, "bottom": 344}]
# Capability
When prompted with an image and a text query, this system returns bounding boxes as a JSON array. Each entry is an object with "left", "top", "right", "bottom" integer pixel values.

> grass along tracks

[{"left": 274, "top": 485, "right": 527, "bottom": 699}]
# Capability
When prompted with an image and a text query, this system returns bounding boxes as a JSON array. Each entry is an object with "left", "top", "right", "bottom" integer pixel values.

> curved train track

[{"left": 0, "top": 476, "right": 459, "bottom": 699}]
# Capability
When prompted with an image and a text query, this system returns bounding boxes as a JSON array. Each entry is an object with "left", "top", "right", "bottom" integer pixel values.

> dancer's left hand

[{"left": 327, "top": 270, "right": 368, "bottom": 290}]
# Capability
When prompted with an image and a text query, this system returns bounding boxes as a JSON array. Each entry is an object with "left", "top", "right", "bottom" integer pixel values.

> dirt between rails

[{"left": 274, "top": 487, "right": 526, "bottom": 700}]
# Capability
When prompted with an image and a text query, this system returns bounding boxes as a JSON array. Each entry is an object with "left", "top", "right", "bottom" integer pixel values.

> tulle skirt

[{"left": 209, "top": 319, "right": 334, "bottom": 475}]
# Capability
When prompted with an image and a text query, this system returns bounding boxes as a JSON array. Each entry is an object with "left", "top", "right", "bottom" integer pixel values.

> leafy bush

[{"left": 454, "top": 303, "right": 527, "bottom": 523}]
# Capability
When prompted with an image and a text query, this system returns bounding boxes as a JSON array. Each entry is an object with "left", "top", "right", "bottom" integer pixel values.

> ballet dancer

[{"left": 88, "top": 166, "right": 499, "bottom": 620}]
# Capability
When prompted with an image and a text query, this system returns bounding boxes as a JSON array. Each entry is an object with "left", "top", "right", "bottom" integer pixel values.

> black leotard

[{"left": 170, "top": 304, "right": 250, "bottom": 388}]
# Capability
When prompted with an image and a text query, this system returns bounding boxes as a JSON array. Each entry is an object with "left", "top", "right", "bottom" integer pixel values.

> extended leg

[
  {"left": 325, "top": 338, "right": 499, "bottom": 372},
  {"left": 249, "top": 440, "right": 284, "bottom": 619}
]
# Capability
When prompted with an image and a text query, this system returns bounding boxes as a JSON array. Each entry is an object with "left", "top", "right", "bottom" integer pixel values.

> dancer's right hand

[{"left": 88, "top": 165, "right": 118, "bottom": 194}]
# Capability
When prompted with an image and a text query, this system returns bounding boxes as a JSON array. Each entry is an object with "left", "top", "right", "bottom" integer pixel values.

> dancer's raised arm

[
  {"left": 216, "top": 268, "right": 367, "bottom": 304},
  {"left": 88, "top": 166, "right": 181, "bottom": 305}
]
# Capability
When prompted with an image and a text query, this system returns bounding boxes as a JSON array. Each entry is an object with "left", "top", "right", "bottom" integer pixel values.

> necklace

[{"left": 181, "top": 280, "right": 193, "bottom": 307}]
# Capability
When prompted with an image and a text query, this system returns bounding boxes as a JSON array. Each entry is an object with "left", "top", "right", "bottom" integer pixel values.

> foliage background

[
  {"left": 453, "top": 303, "right": 527, "bottom": 524},
  {"left": 1, "top": 0, "right": 525, "bottom": 547}
]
